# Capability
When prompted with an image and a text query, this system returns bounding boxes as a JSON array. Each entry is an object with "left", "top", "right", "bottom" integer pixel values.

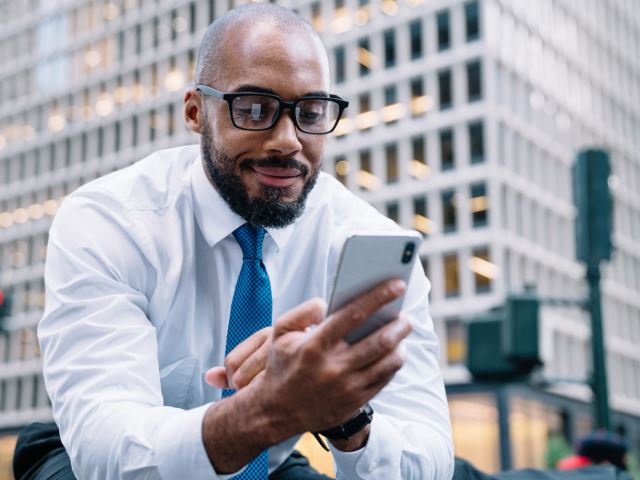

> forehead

[{"left": 218, "top": 21, "right": 330, "bottom": 98}]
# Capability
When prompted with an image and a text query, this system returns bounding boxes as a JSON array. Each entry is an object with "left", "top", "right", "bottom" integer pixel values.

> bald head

[{"left": 195, "top": 4, "right": 327, "bottom": 87}]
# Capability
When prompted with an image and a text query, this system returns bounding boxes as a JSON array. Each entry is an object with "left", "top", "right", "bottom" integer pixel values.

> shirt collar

[{"left": 190, "top": 154, "right": 296, "bottom": 252}]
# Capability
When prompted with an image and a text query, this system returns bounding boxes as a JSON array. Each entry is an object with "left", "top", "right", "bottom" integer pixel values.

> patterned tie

[{"left": 223, "top": 223, "right": 272, "bottom": 479}]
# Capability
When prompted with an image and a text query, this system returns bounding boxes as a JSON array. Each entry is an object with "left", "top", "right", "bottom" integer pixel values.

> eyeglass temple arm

[{"left": 195, "top": 85, "right": 225, "bottom": 99}]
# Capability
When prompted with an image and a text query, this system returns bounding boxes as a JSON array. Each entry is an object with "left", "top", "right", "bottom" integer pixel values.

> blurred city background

[{"left": 0, "top": 0, "right": 639, "bottom": 478}]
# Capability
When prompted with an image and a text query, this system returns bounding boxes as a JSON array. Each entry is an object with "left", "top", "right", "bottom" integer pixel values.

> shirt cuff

[
  {"left": 155, "top": 403, "right": 245, "bottom": 480},
  {"left": 330, "top": 415, "right": 403, "bottom": 479}
]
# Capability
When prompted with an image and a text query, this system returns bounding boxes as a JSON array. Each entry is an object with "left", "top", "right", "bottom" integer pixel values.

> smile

[{"left": 250, "top": 166, "right": 303, "bottom": 188}]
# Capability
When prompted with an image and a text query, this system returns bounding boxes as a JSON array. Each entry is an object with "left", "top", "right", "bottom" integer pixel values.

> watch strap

[{"left": 316, "top": 403, "right": 374, "bottom": 440}]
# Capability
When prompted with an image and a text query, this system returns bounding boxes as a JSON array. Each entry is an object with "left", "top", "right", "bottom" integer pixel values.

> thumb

[
  {"left": 273, "top": 297, "right": 327, "bottom": 338},
  {"left": 205, "top": 366, "right": 229, "bottom": 388}
]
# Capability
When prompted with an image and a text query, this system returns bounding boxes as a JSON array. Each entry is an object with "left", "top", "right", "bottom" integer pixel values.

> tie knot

[{"left": 233, "top": 224, "right": 266, "bottom": 260}]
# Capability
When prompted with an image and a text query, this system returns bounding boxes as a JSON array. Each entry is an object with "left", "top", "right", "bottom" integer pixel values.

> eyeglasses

[{"left": 196, "top": 84, "right": 349, "bottom": 135}]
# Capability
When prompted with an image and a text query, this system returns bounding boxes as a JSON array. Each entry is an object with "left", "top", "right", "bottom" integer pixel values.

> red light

[{"left": 0, "top": 289, "right": 4, "bottom": 305}]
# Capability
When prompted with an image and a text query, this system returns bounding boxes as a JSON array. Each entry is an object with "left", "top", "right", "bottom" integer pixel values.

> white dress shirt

[{"left": 38, "top": 145, "right": 453, "bottom": 479}]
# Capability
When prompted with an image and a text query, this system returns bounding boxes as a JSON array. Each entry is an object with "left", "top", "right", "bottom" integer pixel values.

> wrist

[{"left": 329, "top": 425, "right": 370, "bottom": 451}]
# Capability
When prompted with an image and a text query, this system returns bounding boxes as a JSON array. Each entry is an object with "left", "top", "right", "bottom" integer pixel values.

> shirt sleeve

[
  {"left": 330, "top": 262, "right": 455, "bottom": 480},
  {"left": 38, "top": 192, "right": 239, "bottom": 480}
]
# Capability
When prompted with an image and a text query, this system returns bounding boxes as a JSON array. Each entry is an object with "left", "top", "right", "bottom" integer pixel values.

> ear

[{"left": 184, "top": 88, "right": 204, "bottom": 134}]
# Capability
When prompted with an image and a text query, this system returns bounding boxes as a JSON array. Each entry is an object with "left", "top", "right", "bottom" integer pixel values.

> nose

[{"left": 263, "top": 110, "right": 303, "bottom": 157}]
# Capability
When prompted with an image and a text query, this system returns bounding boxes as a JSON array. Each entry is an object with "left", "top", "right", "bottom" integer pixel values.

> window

[
  {"left": 386, "top": 201, "right": 399, "bottom": 223},
  {"left": 334, "top": 155, "right": 348, "bottom": 184},
  {"left": 412, "top": 196, "right": 429, "bottom": 235},
  {"left": 444, "top": 253, "right": 460, "bottom": 297},
  {"left": 335, "top": 45, "right": 345, "bottom": 84},
  {"left": 446, "top": 319, "right": 466, "bottom": 363},
  {"left": 440, "top": 128, "right": 454, "bottom": 170},
  {"left": 385, "top": 143, "right": 398, "bottom": 183},
  {"left": 383, "top": 29, "right": 396, "bottom": 68},
  {"left": 358, "top": 149, "right": 372, "bottom": 190},
  {"left": 410, "top": 136, "right": 428, "bottom": 179},
  {"left": 472, "top": 247, "right": 492, "bottom": 293},
  {"left": 438, "top": 69, "right": 452, "bottom": 109},
  {"left": 465, "top": 1, "right": 480, "bottom": 41},
  {"left": 469, "top": 121, "right": 484, "bottom": 163},
  {"left": 470, "top": 182, "right": 488, "bottom": 227},
  {"left": 442, "top": 189, "right": 457, "bottom": 233},
  {"left": 311, "top": 2, "right": 322, "bottom": 30},
  {"left": 437, "top": 10, "right": 450, "bottom": 50},
  {"left": 467, "top": 60, "right": 482, "bottom": 101},
  {"left": 383, "top": 85, "right": 398, "bottom": 124},
  {"left": 410, "top": 77, "right": 425, "bottom": 116},
  {"left": 409, "top": 19, "right": 422, "bottom": 59},
  {"left": 358, "top": 38, "right": 371, "bottom": 76}
]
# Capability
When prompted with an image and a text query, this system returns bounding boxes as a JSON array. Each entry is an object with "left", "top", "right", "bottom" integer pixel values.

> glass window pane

[
  {"left": 472, "top": 246, "right": 492, "bottom": 293},
  {"left": 439, "top": 69, "right": 452, "bottom": 109},
  {"left": 470, "top": 182, "right": 489, "bottom": 227},
  {"left": 465, "top": 1, "right": 480, "bottom": 41},
  {"left": 335, "top": 45, "right": 345, "bottom": 83},
  {"left": 440, "top": 128, "right": 455, "bottom": 170},
  {"left": 410, "top": 19, "right": 422, "bottom": 59},
  {"left": 384, "top": 29, "right": 396, "bottom": 68},
  {"left": 442, "top": 189, "right": 457, "bottom": 233},
  {"left": 334, "top": 155, "right": 348, "bottom": 185},
  {"left": 469, "top": 121, "right": 484, "bottom": 163},
  {"left": 444, "top": 253, "right": 460, "bottom": 297},
  {"left": 386, "top": 143, "right": 398, "bottom": 183},
  {"left": 437, "top": 10, "right": 450, "bottom": 50},
  {"left": 467, "top": 60, "right": 482, "bottom": 101},
  {"left": 358, "top": 38, "right": 371, "bottom": 76},
  {"left": 386, "top": 201, "right": 399, "bottom": 223}
]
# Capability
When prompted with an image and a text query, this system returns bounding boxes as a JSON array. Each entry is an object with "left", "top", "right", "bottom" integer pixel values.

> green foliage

[
  {"left": 628, "top": 451, "right": 640, "bottom": 480},
  {"left": 544, "top": 434, "right": 573, "bottom": 469}
]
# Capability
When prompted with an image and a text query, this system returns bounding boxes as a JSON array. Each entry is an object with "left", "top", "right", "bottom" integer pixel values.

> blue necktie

[{"left": 223, "top": 223, "right": 272, "bottom": 479}]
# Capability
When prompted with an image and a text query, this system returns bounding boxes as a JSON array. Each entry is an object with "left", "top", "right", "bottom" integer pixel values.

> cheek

[{"left": 303, "top": 137, "right": 326, "bottom": 166}]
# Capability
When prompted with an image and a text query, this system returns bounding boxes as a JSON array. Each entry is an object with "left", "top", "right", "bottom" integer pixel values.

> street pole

[
  {"left": 586, "top": 263, "right": 610, "bottom": 430},
  {"left": 573, "top": 149, "right": 613, "bottom": 432}
]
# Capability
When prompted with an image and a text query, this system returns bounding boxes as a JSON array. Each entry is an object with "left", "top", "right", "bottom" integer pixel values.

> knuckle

[{"left": 224, "top": 356, "right": 239, "bottom": 372}]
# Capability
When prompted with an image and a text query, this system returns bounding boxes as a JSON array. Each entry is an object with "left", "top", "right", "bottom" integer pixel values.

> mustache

[{"left": 239, "top": 157, "right": 309, "bottom": 176}]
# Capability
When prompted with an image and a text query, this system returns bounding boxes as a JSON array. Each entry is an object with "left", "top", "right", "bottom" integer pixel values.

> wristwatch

[{"left": 312, "top": 403, "right": 374, "bottom": 451}]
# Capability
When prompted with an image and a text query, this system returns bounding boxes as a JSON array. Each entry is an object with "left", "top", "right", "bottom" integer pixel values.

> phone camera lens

[{"left": 402, "top": 242, "right": 415, "bottom": 264}]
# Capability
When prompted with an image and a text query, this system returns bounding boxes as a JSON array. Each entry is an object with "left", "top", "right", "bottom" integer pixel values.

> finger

[
  {"left": 359, "top": 347, "right": 406, "bottom": 393},
  {"left": 316, "top": 279, "right": 406, "bottom": 347},
  {"left": 272, "top": 297, "right": 326, "bottom": 338},
  {"left": 224, "top": 327, "right": 271, "bottom": 378},
  {"left": 205, "top": 366, "right": 229, "bottom": 388},
  {"left": 231, "top": 339, "right": 271, "bottom": 389},
  {"left": 347, "top": 316, "right": 412, "bottom": 370}
]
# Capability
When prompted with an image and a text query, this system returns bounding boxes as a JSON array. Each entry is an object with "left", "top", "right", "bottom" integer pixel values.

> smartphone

[{"left": 328, "top": 231, "right": 422, "bottom": 344}]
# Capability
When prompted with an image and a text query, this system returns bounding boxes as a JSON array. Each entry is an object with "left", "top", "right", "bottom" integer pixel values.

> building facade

[{"left": 0, "top": 0, "right": 638, "bottom": 475}]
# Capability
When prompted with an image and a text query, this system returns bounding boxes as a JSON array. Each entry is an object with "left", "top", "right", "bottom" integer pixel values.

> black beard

[{"left": 200, "top": 123, "right": 319, "bottom": 228}]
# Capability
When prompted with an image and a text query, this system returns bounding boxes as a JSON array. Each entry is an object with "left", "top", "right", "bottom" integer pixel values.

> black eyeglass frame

[{"left": 195, "top": 84, "right": 349, "bottom": 135}]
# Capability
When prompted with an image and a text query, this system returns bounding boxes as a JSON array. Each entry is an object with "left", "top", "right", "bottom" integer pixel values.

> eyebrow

[{"left": 232, "top": 84, "right": 330, "bottom": 98}]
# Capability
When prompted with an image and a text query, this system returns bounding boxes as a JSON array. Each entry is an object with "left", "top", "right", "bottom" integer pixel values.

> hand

[
  {"left": 205, "top": 327, "right": 272, "bottom": 389},
  {"left": 201, "top": 279, "right": 412, "bottom": 473},
  {"left": 254, "top": 278, "right": 411, "bottom": 435}
]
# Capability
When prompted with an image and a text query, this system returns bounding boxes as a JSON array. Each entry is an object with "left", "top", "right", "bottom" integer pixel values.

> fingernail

[{"left": 391, "top": 279, "right": 406, "bottom": 295}]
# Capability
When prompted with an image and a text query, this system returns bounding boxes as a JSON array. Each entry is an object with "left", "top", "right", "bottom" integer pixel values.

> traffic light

[
  {"left": 503, "top": 294, "right": 541, "bottom": 370},
  {"left": 466, "top": 295, "right": 542, "bottom": 382},
  {"left": 466, "top": 314, "right": 523, "bottom": 381},
  {"left": 573, "top": 149, "right": 613, "bottom": 265}
]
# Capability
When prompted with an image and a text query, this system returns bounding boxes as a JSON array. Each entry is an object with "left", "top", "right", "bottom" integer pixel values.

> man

[{"left": 34, "top": 4, "right": 453, "bottom": 479}]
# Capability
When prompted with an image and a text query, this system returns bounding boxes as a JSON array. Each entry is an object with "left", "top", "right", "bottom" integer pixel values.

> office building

[{"left": 0, "top": 0, "right": 638, "bottom": 474}]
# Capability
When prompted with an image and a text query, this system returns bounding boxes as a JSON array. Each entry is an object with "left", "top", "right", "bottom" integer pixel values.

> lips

[{"left": 250, "top": 166, "right": 302, "bottom": 188}]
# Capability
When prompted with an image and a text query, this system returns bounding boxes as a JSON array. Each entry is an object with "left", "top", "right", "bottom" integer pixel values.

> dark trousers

[{"left": 14, "top": 422, "right": 333, "bottom": 480}]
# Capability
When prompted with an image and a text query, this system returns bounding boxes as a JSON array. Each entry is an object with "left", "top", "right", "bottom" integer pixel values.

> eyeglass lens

[{"left": 231, "top": 95, "right": 340, "bottom": 133}]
